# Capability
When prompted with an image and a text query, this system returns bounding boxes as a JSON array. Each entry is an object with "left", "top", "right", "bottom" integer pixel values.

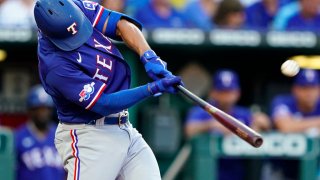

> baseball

[{"left": 281, "top": 60, "right": 300, "bottom": 77}]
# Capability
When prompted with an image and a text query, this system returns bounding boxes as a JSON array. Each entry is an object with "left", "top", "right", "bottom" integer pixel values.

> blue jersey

[
  {"left": 37, "top": 1, "right": 138, "bottom": 124},
  {"left": 245, "top": 2, "right": 274, "bottom": 30},
  {"left": 186, "top": 102, "right": 252, "bottom": 180},
  {"left": 271, "top": 94, "right": 320, "bottom": 120},
  {"left": 285, "top": 12, "right": 320, "bottom": 31},
  {"left": 15, "top": 124, "right": 65, "bottom": 180},
  {"left": 270, "top": 94, "right": 320, "bottom": 179},
  {"left": 183, "top": 0, "right": 213, "bottom": 31},
  {"left": 186, "top": 104, "right": 252, "bottom": 130}
]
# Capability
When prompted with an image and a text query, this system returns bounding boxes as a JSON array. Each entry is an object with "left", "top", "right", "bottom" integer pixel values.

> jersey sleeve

[
  {"left": 186, "top": 106, "right": 211, "bottom": 124},
  {"left": 242, "top": 109, "right": 253, "bottom": 126},
  {"left": 73, "top": 0, "right": 142, "bottom": 41},
  {"left": 45, "top": 63, "right": 107, "bottom": 110}
]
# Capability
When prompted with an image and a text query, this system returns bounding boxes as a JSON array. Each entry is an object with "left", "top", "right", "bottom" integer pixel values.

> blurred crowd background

[
  {"left": 1, "top": 0, "right": 320, "bottom": 180},
  {"left": 1, "top": 0, "right": 320, "bottom": 31}
]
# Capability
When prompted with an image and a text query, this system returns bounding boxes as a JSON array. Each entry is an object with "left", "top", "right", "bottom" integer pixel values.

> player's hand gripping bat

[{"left": 177, "top": 85, "right": 263, "bottom": 148}]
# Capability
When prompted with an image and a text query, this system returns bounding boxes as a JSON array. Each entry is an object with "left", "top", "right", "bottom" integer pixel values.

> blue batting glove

[
  {"left": 148, "top": 75, "right": 183, "bottom": 96},
  {"left": 140, "top": 50, "right": 173, "bottom": 80}
]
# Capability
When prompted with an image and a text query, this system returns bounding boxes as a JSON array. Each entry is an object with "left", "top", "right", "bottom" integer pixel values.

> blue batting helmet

[
  {"left": 27, "top": 85, "right": 54, "bottom": 109},
  {"left": 34, "top": 0, "right": 93, "bottom": 51}
]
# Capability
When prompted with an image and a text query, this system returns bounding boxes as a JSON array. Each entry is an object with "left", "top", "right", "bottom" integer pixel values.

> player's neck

[
  {"left": 297, "top": 103, "right": 315, "bottom": 114},
  {"left": 28, "top": 121, "right": 50, "bottom": 140}
]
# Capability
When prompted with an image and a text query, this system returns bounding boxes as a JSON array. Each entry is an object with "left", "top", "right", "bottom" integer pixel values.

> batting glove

[
  {"left": 140, "top": 50, "right": 173, "bottom": 80},
  {"left": 148, "top": 75, "right": 183, "bottom": 96}
]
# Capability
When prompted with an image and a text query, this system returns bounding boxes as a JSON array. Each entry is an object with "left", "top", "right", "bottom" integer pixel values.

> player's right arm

[
  {"left": 273, "top": 114, "right": 320, "bottom": 133},
  {"left": 272, "top": 98, "right": 320, "bottom": 133},
  {"left": 185, "top": 121, "right": 231, "bottom": 138},
  {"left": 45, "top": 63, "right": 182, "bottom": 116},
  {"left": 184, "top": 107, "right": 231, "bottom": 138}
]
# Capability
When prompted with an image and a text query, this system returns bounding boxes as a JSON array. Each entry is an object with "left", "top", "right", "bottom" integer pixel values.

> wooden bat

[{"left": 177, "top": 85, "right": 263, "bottom": 148}]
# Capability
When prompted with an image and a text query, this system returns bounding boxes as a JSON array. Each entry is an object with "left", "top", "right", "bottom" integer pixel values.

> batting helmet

[
  {"left": 27, "top": 85, "right": 54, "bottom": 109},
  {"left": 34, "top": 0, "right": 93, "bottom": 51}
]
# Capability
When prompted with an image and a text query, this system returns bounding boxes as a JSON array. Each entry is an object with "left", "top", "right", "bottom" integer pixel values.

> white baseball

[{"left": 281, "top": 60, "right": 300, "bottom": 77}]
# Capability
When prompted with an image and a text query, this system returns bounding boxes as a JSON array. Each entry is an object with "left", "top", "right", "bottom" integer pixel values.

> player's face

[
  {"left": 293, "top": 85, "right": 320, "bottom": 109},
  {"left": 210, "top": 89, "right": 240, "bottom": 110},
  {"left": 226, "top": 12, "right": 245, "bottom": 29},
  {"left": 29, "top": 106, "right": 53, "bottom": 130}
]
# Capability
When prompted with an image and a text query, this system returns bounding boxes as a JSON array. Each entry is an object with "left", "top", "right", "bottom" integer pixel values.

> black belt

[
  {"left": 87, "top": 116, "right": 128, "bottom": 125},
  {"left": 87, "top": 110, "right": 129, "bottom": 125}
]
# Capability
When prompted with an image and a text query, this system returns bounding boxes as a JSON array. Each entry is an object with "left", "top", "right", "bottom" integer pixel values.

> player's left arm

[
  {"left": 76, "top": 1, "right": 172, "bottom": 80},
  {"left": 116, "top": 19, "right": 173, "bottom": 80},
  {"left": 116, "top": 19, "right": 149, "bottom": 56}
]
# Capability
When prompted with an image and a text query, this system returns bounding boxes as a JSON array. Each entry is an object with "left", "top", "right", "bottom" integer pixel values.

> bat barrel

[
  {"left": 253, "top": 136, "right": 263, "bottom": 148},
  {"left": 214, "top": 110, "right": 263, "bottom": 147},
  {"left": 177, "top": 85, "right": 263, "bottom": 148}
]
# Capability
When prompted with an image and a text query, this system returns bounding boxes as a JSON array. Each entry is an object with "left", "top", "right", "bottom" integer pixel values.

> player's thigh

[
  {"left": 118, "top": 130, "right": 161, "bottom": 180},
  {"left": 56, "top": 124, "right": 130, "bottom": 180}
]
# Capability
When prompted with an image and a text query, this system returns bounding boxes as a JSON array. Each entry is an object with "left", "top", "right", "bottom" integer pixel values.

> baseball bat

[{"left": 177, "top": 85, "right": 263, "bottom": 148}]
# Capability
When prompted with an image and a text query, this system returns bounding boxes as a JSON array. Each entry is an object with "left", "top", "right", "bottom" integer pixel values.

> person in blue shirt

[
  {"left": 183, "top": 0, "right": 216, "bottom": 31},
  {"left": 269, "top": 69, "right": 320, "bottom": 179},
  {"left": 271, "top": 69, "right": 320, "bottom": 134},
  {"left": 272, "top": 0, "right": 300, "bottom": 30},
  {"left": 214, "top": 0, "right": 246, "bottom": 29},
  {"left": 185, "top": 69, "right": 270, "bottom": 180},
  {"left": 15, "top": 85, "right": 65, "bottom": 180},
  {"left": 284, "top": 0, "right": 320, "bottom": 31},
  {"left": 245, "top": 0, "right": 278, "bottom": 30},
  {"left": 133, "top": 0, "right": 187, "bottom": 29},
  {"left": 34, "top": 0, "right": 183, "bottom": 179}
]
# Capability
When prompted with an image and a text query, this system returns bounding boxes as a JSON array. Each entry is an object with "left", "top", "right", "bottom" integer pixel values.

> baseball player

[
  {"left": 185, "top": 70, "right": 258, "bottom": 180},
  {"left": 33, "top": 0, "right": 182, "bottom": 180},
  {"left": 269, "top": 69, "right": 320, "bottom": 179},
  {"left": 15, "top": 85, "right": 65, "bottom": 180}
]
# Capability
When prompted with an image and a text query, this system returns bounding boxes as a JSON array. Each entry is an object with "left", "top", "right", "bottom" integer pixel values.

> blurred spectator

[
  {"left": 101, "top": 0, "right": 125, "bottom": 13},
  {"left": 272, "top": 1, "right": 299, "bottom": 30},
  {"left": 214, "top": 0, "right": 246, "bottom": 29},
  {"left": 133, "top": 0, "right": 187, "bottom": 29},
  {"left": 283, "top": 0, "right": 320, "bottom": 31},
  {"left": 268, "top": 69, "right": 320, "bottom": 180},
  {"left": 245, "top": 0, "right": 278, "bottom": 30},
  {"left": 185, "top": 69, "right": 270, "bottom": 180},
  {"left": 15, "top": 85, "right": 65, "bottom": 180},
  {"left": 271, "top": 69, "right": 320, "bottom": 134},
  {"left": 0, "top": 0, "right": 36, "bottom": 28},
  {"left": 183, "top": 0, "right": 216, "bottom": 31},
  {"left": 125, "top": 0, "right": 149, "bottom": 15},
  {"left": 0, "top": 0, "right": 5, "bottom": 18},
  {"left": 171, "top": 0, "right": 187, "bottom": 9}
]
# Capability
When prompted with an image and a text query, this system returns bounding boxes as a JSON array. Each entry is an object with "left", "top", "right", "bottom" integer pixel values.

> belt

[{"left": 87, "top": 110, "right": 129, "bottom": 126}]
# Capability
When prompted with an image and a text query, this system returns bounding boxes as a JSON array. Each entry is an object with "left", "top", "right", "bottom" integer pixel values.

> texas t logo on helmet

[
  {"left": 67, "top": 22, "right": 78, "bottom": 35},
  {"left": 34, "top": 0, "right": 93, "bottom": 51}
]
